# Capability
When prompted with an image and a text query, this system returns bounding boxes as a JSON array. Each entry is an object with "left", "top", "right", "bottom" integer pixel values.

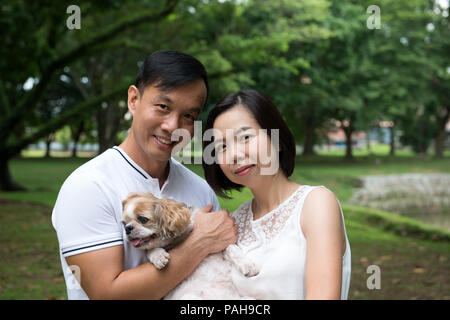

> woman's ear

[{"left": 127, "top": 85, "right": 140, "bottom": 115}]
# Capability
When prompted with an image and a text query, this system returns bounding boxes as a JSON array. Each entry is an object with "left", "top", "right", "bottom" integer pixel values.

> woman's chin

[{"left": 230, "top": 168, "right": 259, "bottom": 186}]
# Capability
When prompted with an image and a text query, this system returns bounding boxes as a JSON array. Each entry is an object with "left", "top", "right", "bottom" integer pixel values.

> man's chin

[{"left": 144, "top": 148, "right": 172, "bottom": 162}]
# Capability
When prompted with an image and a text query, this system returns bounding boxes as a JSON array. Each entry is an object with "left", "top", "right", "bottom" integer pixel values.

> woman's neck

[{"left": 249, "top": 174, "right": 300, "bottom": 220}]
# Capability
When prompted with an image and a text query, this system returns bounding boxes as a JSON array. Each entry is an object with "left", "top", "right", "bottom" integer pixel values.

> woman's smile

[{"left": 234, "top": 164, "right": 255, "bottom": 176}]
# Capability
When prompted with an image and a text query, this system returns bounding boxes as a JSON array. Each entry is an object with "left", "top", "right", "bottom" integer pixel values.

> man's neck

[{"left": 119, "top": 135, "right": 170, "bottom": 185}]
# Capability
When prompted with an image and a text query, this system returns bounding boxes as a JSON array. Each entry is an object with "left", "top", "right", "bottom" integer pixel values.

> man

[{"left": 52, "top": 50, "right": 237, "bottom": 299}]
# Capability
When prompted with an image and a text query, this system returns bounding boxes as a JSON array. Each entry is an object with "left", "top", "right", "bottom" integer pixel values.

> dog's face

[{"left": 121, "top": 193, "right": 192, "bottom": 250}]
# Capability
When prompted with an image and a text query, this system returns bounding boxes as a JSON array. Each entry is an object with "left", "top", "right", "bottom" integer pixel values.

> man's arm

[{"left": 66, "top": 205, "right": 238, "bottom": 299}]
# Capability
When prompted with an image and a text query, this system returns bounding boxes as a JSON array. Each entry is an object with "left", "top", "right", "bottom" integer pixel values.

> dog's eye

[{"left": 137, "top": 216, "right": 149, "bottom": 224}]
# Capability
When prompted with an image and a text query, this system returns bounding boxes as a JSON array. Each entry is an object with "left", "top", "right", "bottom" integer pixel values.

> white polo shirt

[{"left": 51, "top": 146, "right": 220, "bottom": 300}]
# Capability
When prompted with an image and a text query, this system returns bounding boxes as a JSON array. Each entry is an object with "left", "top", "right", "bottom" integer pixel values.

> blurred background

[{"left": 0, "top": 0, "right": 448, "bottom": 299}]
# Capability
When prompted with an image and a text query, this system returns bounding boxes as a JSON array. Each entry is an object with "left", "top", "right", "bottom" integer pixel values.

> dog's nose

[{"left": 125, "top": 225, "right": 134, "bottom": 235}]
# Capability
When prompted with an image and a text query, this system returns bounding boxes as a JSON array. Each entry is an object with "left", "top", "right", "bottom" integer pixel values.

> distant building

[{"left": 324, "top": 129, "right": 367, "bottom": 151}]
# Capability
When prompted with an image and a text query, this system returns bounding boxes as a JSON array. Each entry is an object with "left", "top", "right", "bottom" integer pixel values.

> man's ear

[{"left": 127, "top": 85, "right": 140, "bottom": 115}]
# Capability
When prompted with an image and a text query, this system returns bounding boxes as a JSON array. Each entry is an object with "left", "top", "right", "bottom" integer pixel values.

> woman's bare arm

[{"left": 301, "top": 187, "right": 346, "bottom": 300}]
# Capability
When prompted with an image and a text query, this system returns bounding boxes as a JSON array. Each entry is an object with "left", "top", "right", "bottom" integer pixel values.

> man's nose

[{"left": 161, "top": 114, "right": 179, "bottom": 133}]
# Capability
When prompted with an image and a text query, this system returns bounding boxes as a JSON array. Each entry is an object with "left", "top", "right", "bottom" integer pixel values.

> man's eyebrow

[
  {"left": 154, "top": 94, "right": 173, "bottom": 104},
  {"left": 188, "top": 107, "right": 202, "bottom": 114},
  {"left": 154, "top": 94, "right": 201, "bottom": 114},
  {"left": 214, "top": 126, "right": 252, "bottom": 144}
]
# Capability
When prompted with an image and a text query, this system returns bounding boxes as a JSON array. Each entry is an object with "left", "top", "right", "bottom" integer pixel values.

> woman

[{"left": 202, "top": 89, "right": 351, "bottom": 299}]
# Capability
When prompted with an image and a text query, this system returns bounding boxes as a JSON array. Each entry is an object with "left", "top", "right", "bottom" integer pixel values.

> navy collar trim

[{"left": 112, "top": 147, "right": 148, "bottom": 179}]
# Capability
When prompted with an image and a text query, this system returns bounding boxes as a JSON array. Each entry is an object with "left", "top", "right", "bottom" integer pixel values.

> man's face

[{"left": 127, "top": 79, "right": 207, "bottom": 162}]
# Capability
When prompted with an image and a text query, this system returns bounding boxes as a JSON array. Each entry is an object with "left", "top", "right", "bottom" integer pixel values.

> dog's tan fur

[{"left": 122, "top": 193, "right": 192, "bottom": 240}]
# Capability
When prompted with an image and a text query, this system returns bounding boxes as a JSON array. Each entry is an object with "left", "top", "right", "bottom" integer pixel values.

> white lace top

[{"left": 231, "top": 185, "right": 351, "bottom": 300}]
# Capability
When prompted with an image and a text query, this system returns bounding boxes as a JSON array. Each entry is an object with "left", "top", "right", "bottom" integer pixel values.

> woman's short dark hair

[
  {"left": 135, "top": 49, "right": 209, "bottom": 102},
  {"left": 202, "top": 89, "right": 296, "bottom": 199}
]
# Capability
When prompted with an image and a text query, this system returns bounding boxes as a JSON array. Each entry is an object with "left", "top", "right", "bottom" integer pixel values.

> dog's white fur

[{"left": 121, "top": 192, "right": 258, "bottom": 299}]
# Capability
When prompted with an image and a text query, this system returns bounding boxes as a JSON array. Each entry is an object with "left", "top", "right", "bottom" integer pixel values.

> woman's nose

[{"left": 227, "top": 143, "right": 246, "bottom": 165}]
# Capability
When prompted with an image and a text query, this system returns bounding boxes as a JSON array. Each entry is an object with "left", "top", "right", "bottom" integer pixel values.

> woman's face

[{"left": 212, "top": 105, "right": 280, "bottom": 187}]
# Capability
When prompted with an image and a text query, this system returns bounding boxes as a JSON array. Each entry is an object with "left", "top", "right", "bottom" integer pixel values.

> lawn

[{"left": 0, "top": 148, "right": 449, "bottom": 299}]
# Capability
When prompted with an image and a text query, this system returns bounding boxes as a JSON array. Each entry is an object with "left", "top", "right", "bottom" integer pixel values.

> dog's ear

[
  {"left": 157, "top": 200, "right": 191, "bottom": 239},
  {"left": 122, "top": 192, "right": 141, "bottom": 209}
]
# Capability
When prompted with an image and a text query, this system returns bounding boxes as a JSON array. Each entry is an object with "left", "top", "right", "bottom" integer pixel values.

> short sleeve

[
  {"left": 51, "top": 173, "right": 123, "bottom": 258},
  {"left": 210, "top": 191, "right": 221, "bottom": 212}
]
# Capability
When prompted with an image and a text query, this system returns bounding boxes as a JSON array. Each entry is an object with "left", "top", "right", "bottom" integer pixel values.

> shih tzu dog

[{"left": 121, "top": 192, "right": 258, "bottom": 299}]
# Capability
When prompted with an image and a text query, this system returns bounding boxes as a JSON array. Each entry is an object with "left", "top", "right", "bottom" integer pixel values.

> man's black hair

[{"left": 135, "top": 49, "right": 209, "bottom": 103}]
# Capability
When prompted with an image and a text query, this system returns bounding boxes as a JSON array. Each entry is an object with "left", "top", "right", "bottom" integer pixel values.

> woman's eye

[
  {"left": 240, "top": 135, "right": 251, "bottom": 142},
  {"left": 138, "top": 216, "right": 149, "bottom": 224},
  {"left": 216, "top": 144, "right": 226, "bottom": 153}
]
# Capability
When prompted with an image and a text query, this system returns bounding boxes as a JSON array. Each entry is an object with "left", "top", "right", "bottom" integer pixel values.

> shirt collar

[{"left": 112, "top": 146, "right": 174, "bottom": 187}]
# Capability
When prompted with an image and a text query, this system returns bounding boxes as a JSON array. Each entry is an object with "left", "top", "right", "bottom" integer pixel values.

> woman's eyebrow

[{"left": 214, "top": 126, "right": 252, "bottom": 143}]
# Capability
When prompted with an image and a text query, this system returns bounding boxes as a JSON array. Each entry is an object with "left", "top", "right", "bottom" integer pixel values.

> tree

[{"left": 0, "top": 0, "right": 180, "bottom": 191}]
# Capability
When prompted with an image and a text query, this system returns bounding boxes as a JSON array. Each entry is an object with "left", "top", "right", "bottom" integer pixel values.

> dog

[{"left": 121, "top": 192, "right": 258, "bottom": 299}]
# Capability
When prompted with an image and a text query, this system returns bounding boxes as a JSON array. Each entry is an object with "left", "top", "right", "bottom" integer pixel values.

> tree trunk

[
  {"left": 434, "top": 106, "right": 449, "bottom": 158},
  {"left": 0, "top": 158, "right": 25, "bottom": 191},
  {"left": 45, "top": 136, "right": 52, "bottom": 158},
  {"left": 302, "top": 114, "right": 316, "bottom": 156},
  {"left": 343, "top": 124, "right": 354, "bottom": 161},
  {"left": 71, "top": 120, "right": 85, "bottom": 158},
  {"left": 366, "top": 129, "right": 372, "bottom": 155},
  {"left": 97, "top": 100, "right": 125, "bottom": 154},
  {"left": 434, "top": 126, "right": 447, "bottom": 158},
  {"left": 389, "top": 125, "right": 395, "bottom": 156}
]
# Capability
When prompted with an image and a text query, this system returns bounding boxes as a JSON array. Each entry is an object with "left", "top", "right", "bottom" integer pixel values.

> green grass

[
  {"left": 0, "top": 199, "right": 64, "bottom": 299},
  {"left": 0, "top": 149, "right": 449, "bottom": 299}
]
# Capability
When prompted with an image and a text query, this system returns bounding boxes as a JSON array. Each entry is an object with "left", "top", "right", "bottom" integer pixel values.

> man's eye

[
  {"left": 138, "top": 216, "right": 149, "bottom": 224},
  {"left": 157, "top": 104, "right": 168, "bottom": 110},
  {"left": 184, "top": 114, "right": 195, "bottom": 122}
]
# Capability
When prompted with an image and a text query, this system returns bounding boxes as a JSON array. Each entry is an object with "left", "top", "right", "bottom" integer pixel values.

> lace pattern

[
  {"left": 234, "top": 203, "right": 258, "bottom": 247},
  {"left": 234, "top": 185, "right": 308, "bottom": 247}
]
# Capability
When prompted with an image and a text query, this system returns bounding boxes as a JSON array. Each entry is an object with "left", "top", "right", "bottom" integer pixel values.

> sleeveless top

[{"left": 230, "top": 185, "right": 351, "bottom": 300}]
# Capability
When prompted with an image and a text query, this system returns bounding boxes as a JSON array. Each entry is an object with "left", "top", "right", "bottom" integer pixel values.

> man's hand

[{"left": 190, "top": 204, "right": 238, "bottom": 255}]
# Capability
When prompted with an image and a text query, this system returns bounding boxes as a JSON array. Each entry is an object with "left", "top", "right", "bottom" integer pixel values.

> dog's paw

[
  {"left": 147, "top": 248, "right": 170, "bottom": 269},
  {"left": 238, "top": 261, "right": 259, "bottom": 277}
]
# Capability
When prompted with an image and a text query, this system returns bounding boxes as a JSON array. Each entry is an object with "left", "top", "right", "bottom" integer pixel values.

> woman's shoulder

[
  {"left": 304, "top": 186, "right": 338, "bottom": 204},
  {"left": 300, "top": 186, "right": 343, "bottom": 237},
  {"left": 302, "top": 186, "right": 340, "bottom": 217}
]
